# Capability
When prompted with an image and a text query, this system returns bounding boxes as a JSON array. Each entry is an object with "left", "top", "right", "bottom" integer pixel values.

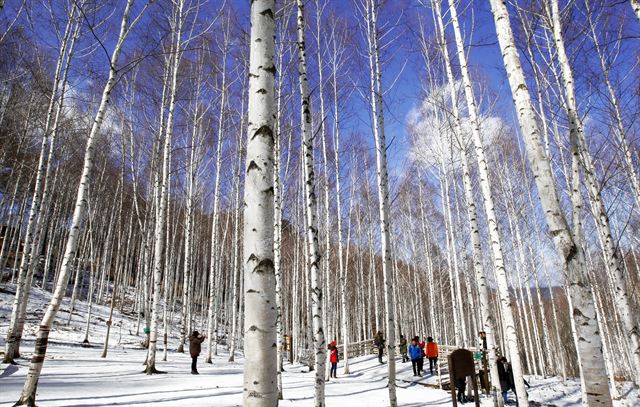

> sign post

[{"left": 447, "top": 348, "right": 480, "bottom": 407}]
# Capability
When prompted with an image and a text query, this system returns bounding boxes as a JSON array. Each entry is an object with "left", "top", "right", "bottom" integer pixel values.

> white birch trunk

[
  {"left": 489, "top": 0, "right": 612, "bottom": 403},
  {"left": 145, "top": 0, "right": 182, "bottom": 374},
  {"left": 3, "top": 5, "right": 77, "bottom": 362},
  {"left": 296, "top": 2, "right": 326, "bottom": 399},
  {"left": 272, "top": 16, "right": 286, "bottom": 393},
  {"left": 205, "top": 18, "right": 230, "bottom": 363},
  {"left": 329, "top": 24, "right": 349, "bottom": 376},
  {"left": 230, "top": 71, "right": 247, "bottom": 364},
  {"left": 313, "top": 1, "right": 332, "bottom": 358},
  {"left": 548, "top": 0, "right": 640, "bottom": 386},
  {"left": 364, "top": 0, "right": 396, "bottom": 403},
  {"left": 243, "top": 0, "right": 278, "bottom": 404},
  {"left": 444, "top": 0, "right": 530, "bottom": 401},
  {"left": 179, "top": 100, "right": 198, "bottom": 353},
  {"left": 14, "top": 1, "right": 146, "bottom": 402}
]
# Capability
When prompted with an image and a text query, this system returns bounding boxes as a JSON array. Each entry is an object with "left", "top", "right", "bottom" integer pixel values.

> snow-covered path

[
  {"left": 0, "top": 344, "right": 457, "bottom": 407},
  {"left": 1, "top": 286, "right": 637, "bottom": 406}
]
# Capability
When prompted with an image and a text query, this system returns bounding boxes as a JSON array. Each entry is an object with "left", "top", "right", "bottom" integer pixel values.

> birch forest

[{"left": 0, "top": 0, "right": 639, "bottom": 406}]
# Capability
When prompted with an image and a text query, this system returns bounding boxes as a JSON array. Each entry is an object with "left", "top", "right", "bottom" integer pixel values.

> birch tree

[
  {"left": 13, "top": 1, "right": 153, "bottom": 404},
  {"left": 144, "top": 0, "right": 187, "bottom": 374},
  {"left": 489, "top": 0, "right": 613, "bottom": 403},
  {"left": 296, "top": 0, "right": 326, "bottom": 403},
  {"left": 547, "top": 0, "right": 640, "bottom": 386},
  {"left": 437, "top": 0, "right": 531, "bottom": 399},
  {"left": 362, "top": 0, "right": 397, "bottom": 404},
  {"left": 429, "top": 0, "right": 506, "bottom": 399},
  {"left": 3, "top": 3, "right": 80, "bottom": 363},
  {"left": 328, "top": 15, "right": 350, "bottom": 375},
  {"left": 206, "top": 12, "right": 231, "bottom": 363},
  {"left": 243, "top": 0, "right": 278, "bottom": 405}
]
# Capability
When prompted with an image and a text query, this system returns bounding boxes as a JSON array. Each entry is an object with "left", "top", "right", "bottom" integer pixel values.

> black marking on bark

[
  {"left": 256, "top": 258, "right": 274, "bottom": 272},
  {"left": 260, "top": 8, "right": 274, "bottom": 20},
  {"left": 565, "top": 243, "right": 578, "bottom": 263},
  {"left": 247, "top": 161, "right": 261, "bottom": 173},
  {"left": 257, "top": 88, "right": 267, "bottom": 94},
  {"left": 264, "top": 65, "right": 276, "bottom": 75},
  {"left": 252, "top": 125, "right": 274, "bottom": 142}
]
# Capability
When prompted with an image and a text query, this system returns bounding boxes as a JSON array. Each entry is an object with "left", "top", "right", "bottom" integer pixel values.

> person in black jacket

[
  {"left": 374, "top": 331, "right": 385, "bottom": 364},
  {"left": 189, "top": 331, "right": 206, "bottom": 374},
  {"left": 497, "top": 356, "right": 530, "bottom": 404}
]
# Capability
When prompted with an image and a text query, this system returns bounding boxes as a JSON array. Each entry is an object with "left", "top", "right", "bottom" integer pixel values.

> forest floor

[{"left": 0, "top": 284, "right": 637, "bottom": 406}]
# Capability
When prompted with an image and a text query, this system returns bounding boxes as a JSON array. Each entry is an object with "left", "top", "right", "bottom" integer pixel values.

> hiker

[
  {"left": 329, "top": 341, "right": 339, "bottom": 379},
  {"left": 408, "top": 337, "right": 423, "bottom": 376},
  {"left": 374, "top": 331, "right": 385, "bottom": 364},
  {"left": 189, "top": 330, "right": 206, "bottom": 374},
  {"left": 399, "top": 335, "right": 408, "bottom": 363},
  {"left": 478, "top": 331, "right": 487, "bottom": 350},
  {"left": 497, "top": 356, "right": 530, "bottom": 404},
  {"left": 418, "top": 337, "right": 426, "bottom": 374},
  {"left": 425, "top": 336, "right": 439, "bottom": 375},
  {"left": 456, "top": 377, "right": 469, "bottom": 404}
]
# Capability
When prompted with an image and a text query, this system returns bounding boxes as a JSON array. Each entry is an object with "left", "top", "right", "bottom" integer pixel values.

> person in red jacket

[
  {"left": 425, "top": 336, "right": 439, "bottom": 375},
  {"left": 418, "top": 337, "right": 426, "bottom": 375},
  {"left": 329, "top": 341, "right": 339, "bottom": 379}
]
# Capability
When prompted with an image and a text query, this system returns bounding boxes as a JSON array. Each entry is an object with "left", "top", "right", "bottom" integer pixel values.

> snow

[{"left": 1, "top": 285, "right": 638, "bottom": 407}]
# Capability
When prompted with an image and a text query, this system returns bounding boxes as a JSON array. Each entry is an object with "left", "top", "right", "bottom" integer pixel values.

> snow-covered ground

[{"left": 1, "top": 285, "right": 637, "bottom": 406}]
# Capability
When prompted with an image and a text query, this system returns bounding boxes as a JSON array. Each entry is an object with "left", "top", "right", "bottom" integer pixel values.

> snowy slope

[{"left": 1, "top": 285, "right": 637, "bottom": 407}]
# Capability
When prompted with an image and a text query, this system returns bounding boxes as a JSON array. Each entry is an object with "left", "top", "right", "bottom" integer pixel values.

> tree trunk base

[
  {"left": 177, "top": 344, "right": 184, "bottom": 353},
  {"left": 205, "top": 357, "right": 212, "bottom": 364},
  {"left": 228, "top": 355, "right": 235, "bottom": 362},
  {"left": 143, "top": 366, "right": 166, "bottom": 375},
  {"left": 13, "top": 394, "right": 36, "bottom": 407}
]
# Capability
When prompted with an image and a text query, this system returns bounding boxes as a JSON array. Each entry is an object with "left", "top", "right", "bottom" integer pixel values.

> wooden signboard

[{"left": 447, "top": 348, "right": 480, "bottom": 407}]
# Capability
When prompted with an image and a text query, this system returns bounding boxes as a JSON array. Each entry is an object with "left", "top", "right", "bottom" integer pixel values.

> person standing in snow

[
  {"left": 408, "top": 337, "right": 423, "bottom": 376},
  {"left": 328, "top": 341, "right": 339, "bottom": 379},
  {"left": 189, "top": 330, "right": 206, "bottom": 374},
  {"left": 399, "top": 334, "right": 408, "bottom": 363},
  {"left": 425, "top": 336, "right": 439, "bottom": 375},
  {"left": 418, "top": 336, "right": 426, "bottom": 375},
  {"left": 374, "top": 331, "right": 385, "bottom": 364},
  {"left": 497, "top": 356, "right": 530, "bottom": 404}
]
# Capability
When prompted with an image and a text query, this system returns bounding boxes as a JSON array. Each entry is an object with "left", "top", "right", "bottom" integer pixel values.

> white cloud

[{"left": 407, "top": 81, "right": 506, "bottom": 170}]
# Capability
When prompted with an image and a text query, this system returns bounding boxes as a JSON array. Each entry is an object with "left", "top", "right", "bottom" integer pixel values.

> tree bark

[
  {"left": 548, "top": 0, "right": 640, "bottom": 386},
  {"left": 14, "top": 1, "right": 148, "bottom": 403},
  {"left": 296, "top": 2, "right": 327, "bottom": 403},
  {"left": 243, "top": 0, "right": 278, "bottom": 405},
  {"left": 364, "top": 0, "right": 396, "bottom": 404},
  {"left": 489, "top": 0, "right": 612, "bottom": 404}
]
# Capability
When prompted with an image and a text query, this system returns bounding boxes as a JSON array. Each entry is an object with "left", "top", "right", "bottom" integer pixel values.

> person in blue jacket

[{"left": 408, "top": 336, "right": 423, "bottom": 376}]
